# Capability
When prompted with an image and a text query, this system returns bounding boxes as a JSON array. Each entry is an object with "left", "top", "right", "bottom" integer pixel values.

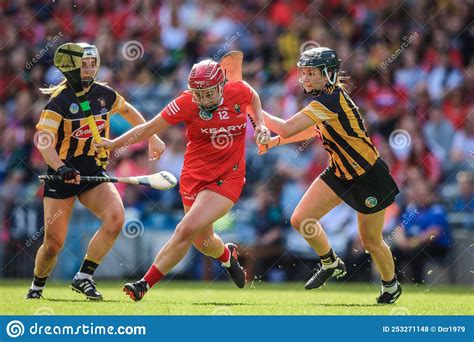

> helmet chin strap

[
  {"left": 322, "top": 67, "right": 337, "bottom": 85},
  {"left": 82, "top": 77, "right": 95, "bottom": 88},
  {"left": 199, "top": 96, "right": 222, "bottom": 111}
]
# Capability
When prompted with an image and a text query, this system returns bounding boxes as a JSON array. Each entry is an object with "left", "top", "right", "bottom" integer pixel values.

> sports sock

[
  {"left": 320, "top": 248, "right": 338, "bottom": 270},
  {"left": 78, "top": 257, "right": 99, "bottom": 277},
  {"left": 76, "top": 272, "right": 93, "bottom": 280},
  {"left": 382, "top": 276, "right": 398, "bottom": 294},
  {"left": 31, "top": 274, "right": 48, "bottom": 290},
  {"left": 218, "top": 245, "right": 231, "bottom": 267},
  {"left": 142, "top": 265, "right": 164, "bottom": 288}
]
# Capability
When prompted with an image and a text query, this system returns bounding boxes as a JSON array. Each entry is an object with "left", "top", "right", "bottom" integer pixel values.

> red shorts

[{"left": 179, "top": 162, "right": 245, "bottom": 207}]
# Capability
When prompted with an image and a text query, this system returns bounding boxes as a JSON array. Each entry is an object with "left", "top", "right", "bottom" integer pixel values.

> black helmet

[{"left": 297, "top": 47, "right": 341, "bottom": 92}]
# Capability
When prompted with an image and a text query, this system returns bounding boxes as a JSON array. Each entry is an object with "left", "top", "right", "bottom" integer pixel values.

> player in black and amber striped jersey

[
  {"left": 258, "top": 47, "right": 401, "bottom": 304},
  {"left": 27, "top": 43, "right": 166, "bottom": 301},
  {"left": 36, "top": 81, "right": 128, "bottom": 160},
  {"left": 300, "top": 87, "right": 380, "bottom": 180}
]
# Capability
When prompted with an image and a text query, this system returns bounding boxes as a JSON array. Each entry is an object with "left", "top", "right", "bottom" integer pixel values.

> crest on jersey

[
  {"left": 98, "top": 96, "right": 106, "bottom": 107},
  {"left": 199, "top": 109, "right": 213, "bottom": 121},
  {"left": 234, "top": 104, "right": 241, "bottom": 113},
  {"left": 69, "top": 103, "right": 79, "bottom": 114},
  {"left": 365, "top": 196, "right": 378, "bottom": 208}
]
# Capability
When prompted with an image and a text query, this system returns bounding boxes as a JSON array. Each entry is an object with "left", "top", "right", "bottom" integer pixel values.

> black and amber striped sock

[
  {"left": 79, "top": 257, "right": 99, "bottom": 276},
  {"left": 319, "top": 249, "right": 338, "bottom": 269},
  {"left": 382, "top": 276, "right": 398, "bottom": 294},
  {"left": 32, "top": 274, "right": 48, "bottom": 290}
]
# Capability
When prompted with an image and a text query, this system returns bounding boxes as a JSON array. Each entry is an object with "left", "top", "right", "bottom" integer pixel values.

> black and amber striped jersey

[
  {"left": 301, "top": 87, "right": 380, "bottom": 180},
  {"left": 36, "top": 83, "right": 126, "bottom": 163}
]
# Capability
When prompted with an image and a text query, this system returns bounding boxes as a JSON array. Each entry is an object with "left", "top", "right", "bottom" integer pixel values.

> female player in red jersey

[
  {"left": 259, "top": 47, "right": 402, "bottom": 304},
  {"left": 96, "top": 59, "right": 270, "bottom": 301}
]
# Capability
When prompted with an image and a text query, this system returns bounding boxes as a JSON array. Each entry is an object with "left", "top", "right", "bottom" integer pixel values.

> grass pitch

[{"left": 1, "top": 280, "right": 472, "bottom": 315}]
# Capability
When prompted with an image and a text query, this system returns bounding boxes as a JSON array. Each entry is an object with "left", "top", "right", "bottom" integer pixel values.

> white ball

[{"left": 256, "top": 132, "right": 270, "bottom": 144}]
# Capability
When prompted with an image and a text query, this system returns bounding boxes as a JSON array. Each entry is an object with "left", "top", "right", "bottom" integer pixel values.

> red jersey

[{"left": 161, "top": 81, "right": 254, "bottom": 181}]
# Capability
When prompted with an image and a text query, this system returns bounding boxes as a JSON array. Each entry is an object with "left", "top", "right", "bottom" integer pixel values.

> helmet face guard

[
  {"left": 54, "top": 42, "right": 100, "bottom": 92},
  {"left": 189, "top": 83, "right": 224, "bottom": 111},
  {"left": 297, "top": 65, "right": 337, "bottom": 95}
]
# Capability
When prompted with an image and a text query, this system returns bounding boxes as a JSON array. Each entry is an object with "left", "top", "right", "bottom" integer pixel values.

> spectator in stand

[
  {"left": 450, "top": 108, "right": 474, "bottom": 170},
  {"left": 392, "top": 179, "right": 451, "bottom": 283},
  {"left": 426, "top": 51, "right": 464, "bottom": 101},
  {"left": 422, "top": 105, "right": 455, "bottom": 168},
  {"left": 394, "top": 49, "right": 425, "bottom": 92},
  {"left": 392, "top": 133, "right": 442, "bottom": 187},
  {"left": 240, "top": 183, "right": 288, "bottom": 281},
  {"left": 365, "top": 69, "right": 408, "bottom": 137},
  {"left": 412, "top": 88, "right": 432, "bottom": 124},
  {"left": 443, "top": 87, "right": 470, "bottom": 130},
  {"left": 453, "top": 171, "right": 474, "bottom": 214}
]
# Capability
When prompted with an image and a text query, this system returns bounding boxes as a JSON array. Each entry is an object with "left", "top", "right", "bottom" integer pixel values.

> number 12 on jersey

[{"left": 218, "top": 110, "right": 229, "bottom": 120}]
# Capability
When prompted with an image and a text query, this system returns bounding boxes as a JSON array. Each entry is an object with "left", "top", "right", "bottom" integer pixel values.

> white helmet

[{"left": 76, "top": 42, "right": 100, "bottom": 87}]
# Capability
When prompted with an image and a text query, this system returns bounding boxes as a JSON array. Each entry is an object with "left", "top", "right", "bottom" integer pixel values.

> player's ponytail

[
  {"left": 39, "top": 79, "right": 68, "bottom": 97},
  {"left": 335, "top": 70, "right": 351, "bottom": 94},
  {"left": 39, "top": 80, "right": 107, "bottom": 98}
]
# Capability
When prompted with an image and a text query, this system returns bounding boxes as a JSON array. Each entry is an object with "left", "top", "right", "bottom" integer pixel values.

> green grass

[{"left": 1, "top": 280, "right": 472, "bottom": 315}]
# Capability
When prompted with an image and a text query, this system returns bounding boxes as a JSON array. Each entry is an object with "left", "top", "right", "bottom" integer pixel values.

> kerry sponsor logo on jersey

[{"left": 72, "top": 120, "right": 106, "bottom": 139}]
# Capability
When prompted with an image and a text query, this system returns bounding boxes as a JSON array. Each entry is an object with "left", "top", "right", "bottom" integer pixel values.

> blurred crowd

[{"left": 0, "top": 0, "right": 473, "bottom": 284}]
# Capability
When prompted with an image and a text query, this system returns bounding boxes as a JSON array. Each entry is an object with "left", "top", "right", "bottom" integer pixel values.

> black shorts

[
  {"left": 320, "top": 158, "right": 400, "bottom": 214},
  {"left": 43, "top": 156, "right": 108, "bottom": 199}
]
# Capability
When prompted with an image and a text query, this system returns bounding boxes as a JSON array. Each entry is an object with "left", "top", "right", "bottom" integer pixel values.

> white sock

[
  {"left": 76, "top": 272, "right": 93, "bottom": 280},
  {"left": 140, "top": 278, "right": 151, "bottom": 290},
  {"left": 321, "top": 258, "right": 339, "bottom": 270},
  {"left": 31, "top": 283, "right": 45, "bottom": 291},
  {"left": 382, "top": 278, "right": 398, "bottom": 294}
]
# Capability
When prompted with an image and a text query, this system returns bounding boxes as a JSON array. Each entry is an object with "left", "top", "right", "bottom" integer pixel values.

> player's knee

[
  {"left": 174, "top": 221, "right": 197, "bottom": 244},
  {"left": 43, "top": 240, "right": 64, "bottom": 257},
  {"left": 103, "top": 207, "right": 125, "bottom": 233},
  {"left": 290, "top": 212, "right": 303, "bottom": 230},
  {"left": 291, "top": 212, "right": 317, "bottom": 230},
  {"left": 291, "top": 211, "right": 323, "bottom": 231},
  {"left": 360, "top": 237, "right": 380, "bottom": 254}
]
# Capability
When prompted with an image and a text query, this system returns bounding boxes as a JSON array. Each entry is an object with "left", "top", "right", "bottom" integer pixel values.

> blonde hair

[
  {"left": 335, "top": 71, "right": 351, "bottom": 94},
  {"left": 39, "top": 80, "right": 107, "bottom": 97},
  {"left": 39, "top": 79, "right": 68, "bottom": 97}
]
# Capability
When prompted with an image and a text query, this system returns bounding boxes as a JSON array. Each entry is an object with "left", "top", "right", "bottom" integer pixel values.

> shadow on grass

[
  {"left": 191, "top": 302, "right": 267, "bottom": 306},
  {"left": 44, "top": 298, "right": 123, "bottom": 303},
  {"left": 314, "top": 303, "right": 382, "bottom": 307},
  {"left": 191, "top": 302, "right": 381, "bottom": 308}
]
